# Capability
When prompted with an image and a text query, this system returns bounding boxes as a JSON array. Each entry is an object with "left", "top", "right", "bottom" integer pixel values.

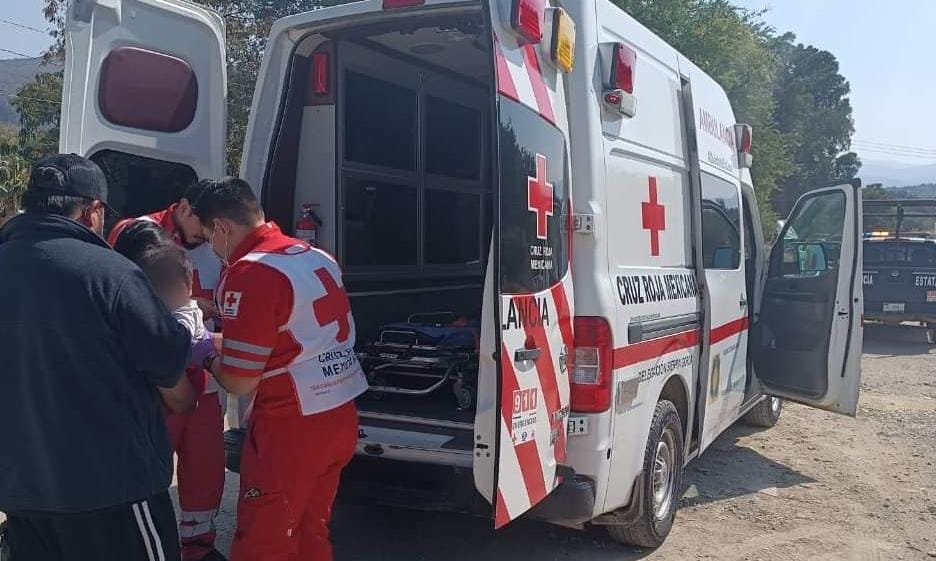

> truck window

[
  {"left": 426, "top": 96, "right": 482, "bottom": 180},
  {"left": 344, "top": 177, "right": 418, "bottom": 267},
  {"left": 773, "top": 192, "right": 845, "bottom": 278},
  {"left": 701, "top": 173, "right": 741, "bottom": 270}
]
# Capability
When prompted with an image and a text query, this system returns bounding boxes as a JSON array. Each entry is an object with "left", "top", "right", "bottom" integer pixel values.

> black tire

[
  {"left": 743, "top": 396, "right": 783, "bottom": 428},
  {"left": 606, "top": 400, "right": 684, "bottom": 549}
]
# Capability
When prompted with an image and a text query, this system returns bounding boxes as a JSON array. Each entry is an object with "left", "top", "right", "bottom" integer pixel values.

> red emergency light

[
  {"left": 734, "top": 123, "right": 753, "bottom": 168},
  {"left": 603, "top": 42, "right": 637, "bottom": 117},
  {"left": 382, "top": 0, "right": 424, "bottom": 8},
  {"left": 511, "top": 0, "right": 546, "bottom": 44},
  {"left": 311, "top": 52, "right": 329, "bottom": 96},
  {"left": 610, "top": 43, "right": 636, "bottom": 93},
  {"left": 570, "top": 316, "right": 613, "bottom": 413}
]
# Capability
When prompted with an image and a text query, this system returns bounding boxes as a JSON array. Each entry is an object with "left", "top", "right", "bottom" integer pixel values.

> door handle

[
  {"left": 739, "top": 296, "right": 748, "bottom": 309},
  {"left": 515, "top": 348, "right": 541, "bottom": 362}
]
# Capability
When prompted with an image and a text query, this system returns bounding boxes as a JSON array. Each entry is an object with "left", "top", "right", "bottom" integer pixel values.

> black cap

[{"left": 27, "top": 154, "right": 109, "bottom": 204}]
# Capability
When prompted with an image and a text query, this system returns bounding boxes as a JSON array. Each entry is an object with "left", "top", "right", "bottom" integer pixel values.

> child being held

[{"left": 114, "top": 221, "right": 214, "bottom": 392}]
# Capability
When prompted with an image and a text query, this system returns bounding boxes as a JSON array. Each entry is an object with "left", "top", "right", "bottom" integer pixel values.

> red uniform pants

[
  {"left": 167, "top": 391, "right": 225, "bottom": 561},
  {"left": 231, "top": 401, "right": 358, "bottom": 561}
]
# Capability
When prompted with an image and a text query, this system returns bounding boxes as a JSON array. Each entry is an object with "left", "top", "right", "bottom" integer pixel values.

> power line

[
  {"left": 0, "top": 47, "right": 42, "bottom": 60},
  {"left": 0, "top": 18, "right": 47, "bottom": 35},
  {"left": 853, "top": 139, "right": 936, "bottom": 152},
  {"left": 0, "top": 90, "right": 60, "bottom": 105}
]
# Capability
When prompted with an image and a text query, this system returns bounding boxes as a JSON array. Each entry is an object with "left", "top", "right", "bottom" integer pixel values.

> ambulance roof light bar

[
  {"left": 734, "top": 123, "right": 753, "bottom": 168},
  {"left": 603, "top": 43, "right": 637, "bottom": 118}
]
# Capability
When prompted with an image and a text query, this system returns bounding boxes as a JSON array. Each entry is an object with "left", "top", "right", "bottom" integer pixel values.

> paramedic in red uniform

[
  {"left": 107, "top": 183, "right": 226, "bottom": 561},
  {"left": 193, "top": 177, "right": 366, "bottom": 561}
]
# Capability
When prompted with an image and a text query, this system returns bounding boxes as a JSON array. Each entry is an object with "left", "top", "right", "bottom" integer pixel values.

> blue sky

[{"left": 3, "top": 0, "right": 935, "bottom": 165}]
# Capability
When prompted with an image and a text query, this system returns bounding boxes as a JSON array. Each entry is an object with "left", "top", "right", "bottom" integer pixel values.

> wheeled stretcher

[{"left": 358, "top": 312, "right": 480, "bottom": 410}]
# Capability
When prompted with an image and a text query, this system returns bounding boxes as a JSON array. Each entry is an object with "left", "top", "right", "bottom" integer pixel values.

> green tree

[{"left": 770, "top": 35, "right": 859, "bottom": 214}]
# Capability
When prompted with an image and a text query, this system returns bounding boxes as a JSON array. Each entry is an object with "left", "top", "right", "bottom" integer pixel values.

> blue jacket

[{"left": 0, "top": 212, "right": 190, "bottom": 513}]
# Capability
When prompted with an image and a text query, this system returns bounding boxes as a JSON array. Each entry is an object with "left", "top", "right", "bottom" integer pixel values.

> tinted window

[
  {"left": 91, "top": 150, "right": 196, "bottom": 234},
  {"left": 498, "top": 99, "right": 569, "bottom": 294},
  {"left": 425, "top": 189, "right": 481, "bottom": 265},
  {"left": 701, "top": 174, "right": 741, "bottom": 270},
  {"left": 344, "top": 71, "right": 416, "bottom": 171},
  {"left": 344, "top": 178, "right": 417, "bottom": 266},
  {"left": 99, "top": 47, "right": 197, "bottom": 133},
  {"left": 864, "top": 241, "right": 936, "bottom": 267},
  {"left": 426, "top": 96, "right": 481, "bottom": 180}
]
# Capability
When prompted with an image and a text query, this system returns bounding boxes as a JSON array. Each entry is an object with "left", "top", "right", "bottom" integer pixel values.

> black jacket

[{"left": 0, "top": 213, "right": 190, "bottom": 513}]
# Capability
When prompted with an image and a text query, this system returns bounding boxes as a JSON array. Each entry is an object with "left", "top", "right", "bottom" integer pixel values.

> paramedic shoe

[{"left": 198, "top": 550, "right": 227, "bottom": 561}]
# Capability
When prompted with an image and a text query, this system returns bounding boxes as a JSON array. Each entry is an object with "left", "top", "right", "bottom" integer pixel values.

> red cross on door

[
  {"left": 528, "top": 153, "right": 554, "bottom": 240},
  {"left": 312, "top": 268, "right": 352, "bottom": 343},
  {"left": 641, "top": 177, "right": 666, "bottom": 257}
]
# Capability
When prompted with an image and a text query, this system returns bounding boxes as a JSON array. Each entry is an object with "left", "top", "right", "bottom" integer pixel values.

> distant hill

[
  {"left": 885, "top": 183, "right": 936, "bottom": 199},
  {"left": 0, "top": 57, "right": 45, "bottom": 126},
  {"left": 861, "top": 159, "right": 936, "bottom": 188}
]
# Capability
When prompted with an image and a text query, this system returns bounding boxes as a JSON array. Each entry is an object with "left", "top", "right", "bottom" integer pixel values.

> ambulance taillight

[
  {"left": 570, "top": 317, "right": 613, "bottom": 413},
  {"left": 603, "top": 43, "right": 637, "bottom": 117},
  {"left": 382, "top": 0, "right": 424, "bottom": 8},
  {"left": 734, "top": 123, "right": 753, "bottom": 168},
  {"left": 511, "top": 0, "right": 546, "bottom": 44},
  {"left": 311, "top": 53, "right": 330, "bottom": 96}
]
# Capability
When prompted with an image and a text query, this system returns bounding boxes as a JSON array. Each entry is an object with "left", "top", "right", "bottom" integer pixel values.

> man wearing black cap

[{"left": 0, "top": 154, "right": 198, "bottom": 560}]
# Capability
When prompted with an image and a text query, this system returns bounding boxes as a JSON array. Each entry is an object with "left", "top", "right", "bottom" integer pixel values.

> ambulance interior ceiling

[{"left": 299, "top": 15, "right": 490, "bottom": 82}]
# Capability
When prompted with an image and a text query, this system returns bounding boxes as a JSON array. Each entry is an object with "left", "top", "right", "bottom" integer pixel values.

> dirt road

[{"left": 4, "top": 325, "right": 935, "bottom": 560}]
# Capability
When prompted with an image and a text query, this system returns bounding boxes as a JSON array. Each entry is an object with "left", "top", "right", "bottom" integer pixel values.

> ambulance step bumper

[{"left": 525, "top": 475, "right": 596, "bottom": 526}]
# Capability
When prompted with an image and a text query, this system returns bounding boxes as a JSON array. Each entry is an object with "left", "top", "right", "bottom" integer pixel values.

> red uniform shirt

[{"left": 217, "top": 223, "right": 366, "bottom": 419}]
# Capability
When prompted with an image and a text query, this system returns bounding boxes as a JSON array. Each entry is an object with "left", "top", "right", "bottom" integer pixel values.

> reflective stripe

[
  {"left": 222, "top": 355, "right": 267, "bottom": 370},
  {"left": 261, "top": 367, "right": 288, "bottom": 380},
  {"left": 223, "top": 339, "right": 273, "bottom": 356},
  {"left": 179, "top": 520, "right": 215, "bottom": 538},
  {"left": 180, "top": 509, "right": 217, "bottom": 523}
]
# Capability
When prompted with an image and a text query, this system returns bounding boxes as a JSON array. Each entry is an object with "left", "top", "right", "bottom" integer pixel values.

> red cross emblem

[
  {"left": 527, "top": 153, "right": 554, "bottom": 240},
  {"left": 312, "top": 268, "right": 352, "bottom": 343},
  {"left": 641, "top": 177, "right": 665, "bottom": 257}
]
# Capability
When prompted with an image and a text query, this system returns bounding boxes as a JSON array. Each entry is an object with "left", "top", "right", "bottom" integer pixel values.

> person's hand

[
  {"left": 189, "top": 331, "right": 217, "bottom": 370},
  {"left": 195, "top": 297, "right": 220, "bottom": 320}
]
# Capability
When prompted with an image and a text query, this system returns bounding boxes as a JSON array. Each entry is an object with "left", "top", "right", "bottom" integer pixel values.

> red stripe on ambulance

[
  {"left": 521, "top": 43, "right": 555, "bottom": 124},
  {"left": 494, "top": 36, "right": 520, "bottom": 102}
]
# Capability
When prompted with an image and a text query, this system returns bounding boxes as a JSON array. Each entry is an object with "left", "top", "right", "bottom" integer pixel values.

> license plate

[
  {"left": 567, "top": 416, "right": 588, "bottom": 436},
  {"left": 927, "top": 291, "right": 936, "bottom": 303},
  {"left": 883, "top": 302, "right": 905, "bottom": 312}
]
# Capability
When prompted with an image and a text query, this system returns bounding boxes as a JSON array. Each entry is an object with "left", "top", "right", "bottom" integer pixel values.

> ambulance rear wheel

[
  {"left": 743, "top": 396, "right": 783, "bottom": 428},
  {"left": 607, "top": 400, "right": 684, "bottom": 549}
]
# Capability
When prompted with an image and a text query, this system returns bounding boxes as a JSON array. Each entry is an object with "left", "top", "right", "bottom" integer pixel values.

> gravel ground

[{"left": 5, "top": 324, "right": 936, "bottom": 560}]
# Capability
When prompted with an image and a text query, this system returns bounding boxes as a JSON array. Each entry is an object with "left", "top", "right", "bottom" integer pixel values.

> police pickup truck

[{"left": 863, "top": 199, "right": 936, "bottom": 343}]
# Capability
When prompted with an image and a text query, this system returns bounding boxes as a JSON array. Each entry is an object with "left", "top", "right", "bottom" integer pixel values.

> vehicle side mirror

[{"left": 793, "top": 242, "right": 828, "bottom": 275}]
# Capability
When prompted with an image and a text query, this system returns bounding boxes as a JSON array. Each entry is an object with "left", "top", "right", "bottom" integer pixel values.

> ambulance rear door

[
  {"left": 60, "top": 0, "right": 226, "bottom": 179},
  {"left": 474, "top": 0, "right": 576, "bottom": 528},
  {"left": 752, "top": 180, "right": 863, "bottom": 415}
]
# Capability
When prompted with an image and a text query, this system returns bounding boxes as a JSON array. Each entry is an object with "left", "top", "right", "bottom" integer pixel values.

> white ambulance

[{"left": 61, "top": 0, "right": 863, "bottom": 547}]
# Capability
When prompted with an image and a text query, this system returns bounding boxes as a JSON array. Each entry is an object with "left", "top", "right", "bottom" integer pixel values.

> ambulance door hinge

[{"left": 573, "top": 214, "right": 594, "bottom": 234}]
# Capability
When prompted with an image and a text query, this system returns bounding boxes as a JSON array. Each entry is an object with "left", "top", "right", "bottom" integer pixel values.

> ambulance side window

[{"left": 700, "top": 173, "right": 741, "bottom": 270}]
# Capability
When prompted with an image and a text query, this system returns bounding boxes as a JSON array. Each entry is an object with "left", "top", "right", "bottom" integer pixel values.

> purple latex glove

[{"left": 189, "top": 331, "right": 217, "bottom": 369}]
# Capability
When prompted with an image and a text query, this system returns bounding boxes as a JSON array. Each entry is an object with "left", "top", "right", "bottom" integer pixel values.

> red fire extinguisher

[{"left": 296, "top": 203, "right": 321, "bottom": 247}]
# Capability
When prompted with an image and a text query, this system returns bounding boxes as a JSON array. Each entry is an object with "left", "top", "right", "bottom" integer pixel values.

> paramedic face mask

[{"left": 209, "top": 218, "right": 231, "bottom": 265}]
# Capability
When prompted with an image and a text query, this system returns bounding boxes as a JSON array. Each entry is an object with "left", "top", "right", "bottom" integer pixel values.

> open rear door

[
  {"left": 61, "top": 0, "right": 226, "bottom": 178},
  {"left": 474, "top": 0, "right": 575, "bottom": 528},
  {"left": 753, "top": 180, "right": 863, "bottom": 415}
]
